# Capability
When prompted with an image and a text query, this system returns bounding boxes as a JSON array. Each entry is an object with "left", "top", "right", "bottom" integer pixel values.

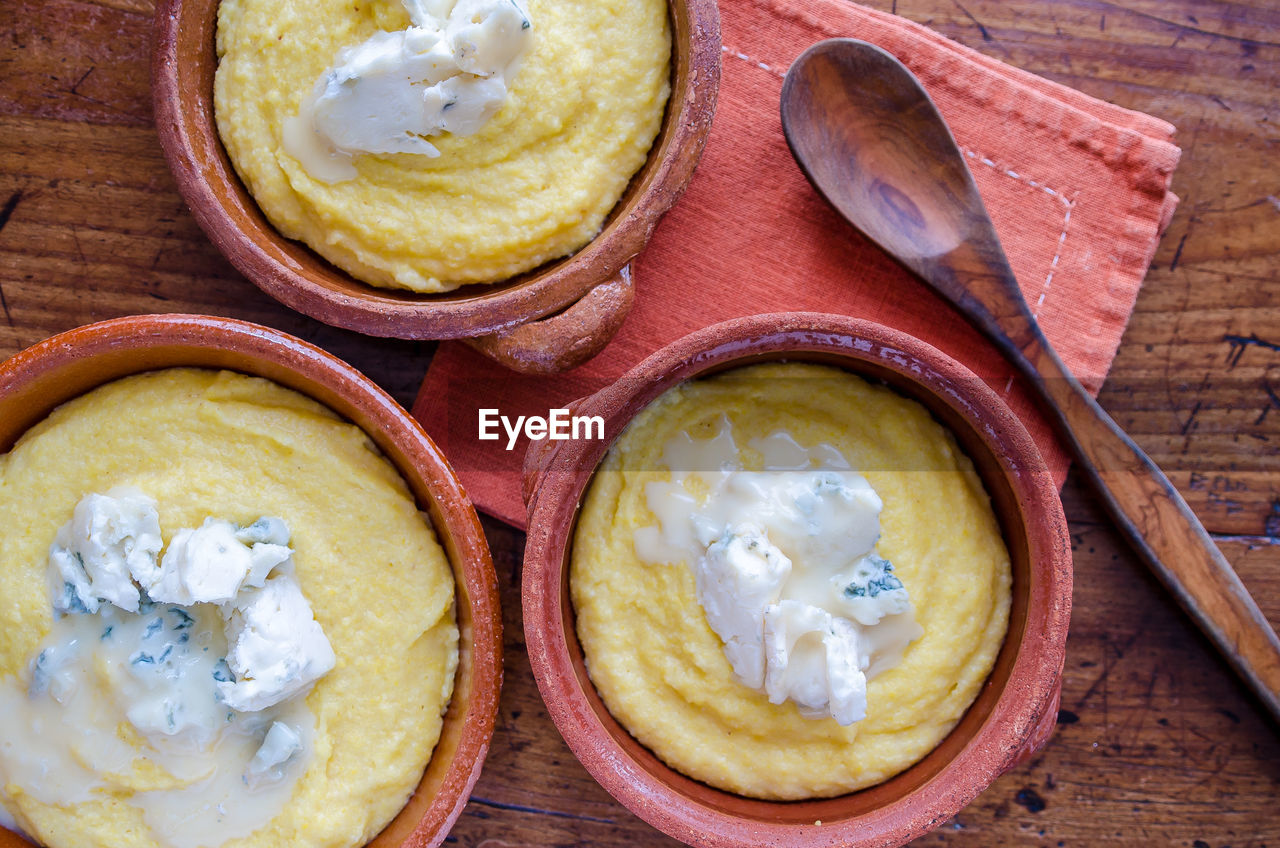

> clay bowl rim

[
  {"left": 521, "top": 311, "right": 1072, "bottom": 848},
  {"left": 150, "top": 0, "right": 722, "bottom": 341},
  {"left": 0, "top": 314, "right": 502, "bottom": 848}
]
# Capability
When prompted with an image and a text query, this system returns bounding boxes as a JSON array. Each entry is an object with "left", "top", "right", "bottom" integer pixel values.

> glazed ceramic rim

[
  {"left": 522, "top": 312, "right": 1072, "bottom": 848},
  {"left": 150, "top": 0, "right": 721, "bottom": 340},
  {"left": 0, "top": 314, "right": 502, "bottom": 848}
]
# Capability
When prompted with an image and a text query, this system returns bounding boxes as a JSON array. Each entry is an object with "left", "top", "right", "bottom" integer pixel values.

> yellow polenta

[
  {"left": 571, "top": 363, "right": 1012, "bottom": 800},
  {"left": 213, "top": 0, "right": 671, "bottom": 292},
  {"left": 0, "top": 369, "right": 458, "bottom": 848}
]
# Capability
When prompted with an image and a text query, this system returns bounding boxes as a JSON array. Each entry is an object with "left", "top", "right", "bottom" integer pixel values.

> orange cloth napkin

[{"left": 412, "top": 0, "right": 1181, "bottom": 529}]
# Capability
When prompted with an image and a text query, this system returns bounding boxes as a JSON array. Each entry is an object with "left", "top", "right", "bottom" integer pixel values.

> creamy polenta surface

[
  {"left": 0, "top": 369, "right": 458, "bottom": 848},
  {"left": 213, "top": 0, "right": 671, "bottom": 292},
  {"left": 571, "top": 363, "right": 1012, "bottom": 800}
]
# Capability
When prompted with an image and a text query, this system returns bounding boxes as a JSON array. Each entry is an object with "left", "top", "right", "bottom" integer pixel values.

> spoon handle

[
  {"left": 1016, "top": 323, "right": 1280, "bottom": 721},
  {"left": 775, "top": 36, "right": 1279, "bottom": 720}
]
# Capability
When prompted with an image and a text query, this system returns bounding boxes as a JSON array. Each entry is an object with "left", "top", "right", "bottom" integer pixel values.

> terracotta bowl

[
  {"left": 151, "top": 0, "right": 721, "bottom": 374},
  {"left": 521, "top": 312, "right": 1072, "bottom": 847},
  {"left": 0, "top": 314, "right": 501, "bottom": 848}
]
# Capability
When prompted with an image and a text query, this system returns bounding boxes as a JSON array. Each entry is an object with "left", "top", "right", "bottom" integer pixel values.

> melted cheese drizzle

[
  {"left": 0, "top": 493, "right": 331, "bottom": 848},
  {"left": 633, "top": 417, "right": 923, "bottom": 724},
  {"left": 283, "top": 0, "right": 533, "bottom": 183},
  {"left": 0, "top": 604, "right": 314, "bottom": 848}
]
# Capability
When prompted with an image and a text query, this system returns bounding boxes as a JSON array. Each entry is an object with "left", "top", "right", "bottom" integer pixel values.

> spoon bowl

[
  {"left": 781, "top": 38, "right": 1280, "bottom": 723},
  {"left": 785, "top": 47, "right": 972, "bottom": 261}
]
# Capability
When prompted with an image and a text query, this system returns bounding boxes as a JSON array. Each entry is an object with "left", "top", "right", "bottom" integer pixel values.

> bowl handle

[
  {"left": 1003, "top": 678, "right": 1062, "bottom": 774},
  {"left": 520, "top": 397, "right": 591, "bottom": 517},
  {"left": 464, "top": 264, "right": 635, "bottom": 375}
]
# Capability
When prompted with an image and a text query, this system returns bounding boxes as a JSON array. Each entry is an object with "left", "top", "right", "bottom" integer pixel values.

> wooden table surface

[{"left": 2, "top": 0, "right": 1279, "bottom": 844}]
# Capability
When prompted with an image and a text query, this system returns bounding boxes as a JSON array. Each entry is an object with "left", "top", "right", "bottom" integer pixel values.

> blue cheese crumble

[
  {"left": 635, "top": 419, "right": 924, "bottom": 726},
  {"left": 697, "top": 526, "right": 791, "bottom": 690},
  {"left": 47, "top": 486, "right": 162, "bottom": 615},
  {"left": 0, "top": 489, "right": 337, "bottom": 831},
  {"left": 245, "top": 721, "right": 304, "bottom": 788},
  {"left": 218, "top": 573, "right": 337, "bottom": 712},
  {"left": 46, "top": 491, "right": 336, "bottom": 721},
  {"left": 282, "top": 0, "right": 533, "bottom": 182},
  {"left": 151, "top": 518, "right": 292, "bottom": 606}
]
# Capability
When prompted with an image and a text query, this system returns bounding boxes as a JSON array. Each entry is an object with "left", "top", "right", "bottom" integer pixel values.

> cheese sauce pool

[{"left": 0, "top": 604, "right": 315, "bottom": 848}]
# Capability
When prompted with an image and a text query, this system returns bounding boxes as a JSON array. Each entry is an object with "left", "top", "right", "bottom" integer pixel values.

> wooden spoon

[{"left": 780, "top": 38, "right": 1280, "bottom": 722}]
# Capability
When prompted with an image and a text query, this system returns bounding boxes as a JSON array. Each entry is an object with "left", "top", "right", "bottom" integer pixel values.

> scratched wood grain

[{"left": 2, "top": 0, "right": 1279, "bottom": 844}]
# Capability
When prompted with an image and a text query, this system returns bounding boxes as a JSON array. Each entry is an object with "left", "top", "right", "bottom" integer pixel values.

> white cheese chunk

[
  {"left": 763, "top": 600, "right": 867, "bottom": 725},
  {"left": 305, "top": 30, "right": 458, "bottom": 161},
  {"left": 719, "top": 471, "right": 883, "bottom": 573},
  {"left": 235, "top": 516, "right": 291, "bottom": 547},
  {"left": 447, "top": 0, "right": 531, "bottom": 77},
  {"left": 150, "top": 518, "right": 291, "bottom": 606},
  {"left": 48, "top": 488, "right": 162, "bottom": 615},
  {"left": 832, "top": 554, "right": 912, "bottom": 627},
  {"left": 696, "top": 526, "right": 791, "bottom": 689},
  {"left": 28, "top": 639, "right": 82, "bottom": 704},
  {"left": 283, "top": 0, "right": 532, "bottom": 183},
  {"left": 218, "top": 574, "right": 337, "bottom": 713},
  {"left": 245, "top": 721, "right": 304, "bottom": 787}
]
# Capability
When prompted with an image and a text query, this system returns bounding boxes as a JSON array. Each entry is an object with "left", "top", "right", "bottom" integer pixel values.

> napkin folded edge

[{"left": 779, "top": 0, "right": 1178, "bottom": 145}]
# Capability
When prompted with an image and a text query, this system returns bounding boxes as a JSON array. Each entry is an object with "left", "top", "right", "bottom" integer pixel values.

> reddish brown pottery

[
  {"left": 0, "top": 314, "right": 502, "bottom": 848},
  {"left": 521, "top": 312, "right": 1073, "bottom": 848},
  {"left": 151, "top": 0, "right": 721, "bottom": 374}
]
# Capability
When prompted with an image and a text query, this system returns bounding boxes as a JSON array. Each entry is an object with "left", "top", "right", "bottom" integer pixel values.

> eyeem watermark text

[{"left": 478, "top": 408, "right": 605, "bottom": 451}]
